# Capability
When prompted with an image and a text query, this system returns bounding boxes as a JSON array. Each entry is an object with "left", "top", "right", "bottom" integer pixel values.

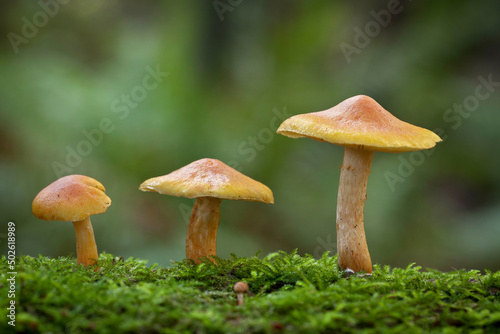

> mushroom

[
  {"left": 32, "top": 175, "right": 111, "bottom": 266},
  {"left": 277, "top": 95, "right": 441, "bottom": 273},
  {"left": 233, "top": 281, "right": 249, "bottom": 306},
  {"left": 139, "top": 158, "right": 274, "bottom": 263}
]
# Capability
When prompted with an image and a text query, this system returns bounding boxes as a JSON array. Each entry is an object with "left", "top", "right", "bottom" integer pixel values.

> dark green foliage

[{"left": 1, "top": 252, "right": 499, "bottom": 333}]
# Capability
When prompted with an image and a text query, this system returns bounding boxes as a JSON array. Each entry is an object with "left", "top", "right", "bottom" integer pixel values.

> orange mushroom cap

[
  {"left": 139, "top": 158, "right": 274, "bottom": 204},
  {"left": 277, "top": 95, "right": 441, "bottom": 153},
  {"left": 32, "top": 175, "right": 111, "bottom": 222}
]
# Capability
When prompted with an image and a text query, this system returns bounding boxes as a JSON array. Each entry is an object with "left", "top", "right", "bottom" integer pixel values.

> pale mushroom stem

[
  {"left": 236, "top": 293, "right": 245, "bottom": 306},
  {"left": 72, "top": 217, "right": 99, "bottom": 266},
  {"left": 337, "top": 146, "right": 374, "bottom": 273},
  {"left": 186, "top": 197, "right": 222, "bottom": 263}
]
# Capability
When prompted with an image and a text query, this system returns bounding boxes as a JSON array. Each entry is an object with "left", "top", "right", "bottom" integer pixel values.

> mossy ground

[{"left": 1, "top": 252, "right": 500, "bottom": 333}]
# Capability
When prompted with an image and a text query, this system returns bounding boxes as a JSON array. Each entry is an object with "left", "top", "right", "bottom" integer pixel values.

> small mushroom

[
  {"left": 277, "top": 95, "right": 441, "bottom": 273},
  {"left": 139, "top": 158, "right": 273, "bottom": 263},
  {"left": 233, "top": 281, "right": 249, "bottom": 306},
  {"left": 32, "top": 175, "right": 111, "bottom": 266}
]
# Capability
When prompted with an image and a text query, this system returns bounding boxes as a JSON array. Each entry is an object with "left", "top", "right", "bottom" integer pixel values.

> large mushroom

[
  {"left": 32, "top": 175, "right": 111, "bottom": 266},
  {"left": 277, "top": 95, "right": 441, "bottom": 273},
  {"left": 139, "top": 158, "right": 274, "bottom": 263}
]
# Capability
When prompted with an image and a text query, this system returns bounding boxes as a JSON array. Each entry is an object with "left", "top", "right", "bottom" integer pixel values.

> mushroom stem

[
  {"left": 72, "top": 217, "right": 98, "bottom": 266},
  {"left": 186, "top": 197, "right": 222, "bottom": 263},
  {"left": 336, "top": 146, "right": 374, "bottom": 273},
  {"left": 236, "top": 293, "right": 245, "bottom": 306}
]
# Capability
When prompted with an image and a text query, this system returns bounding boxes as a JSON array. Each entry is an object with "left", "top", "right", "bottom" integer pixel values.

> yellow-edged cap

[
  {"left": 139, "top": 158, "right": 274, "bottom": 204},
  {"left": 277, "top": 95, "right": 441, "bottom": 153}
]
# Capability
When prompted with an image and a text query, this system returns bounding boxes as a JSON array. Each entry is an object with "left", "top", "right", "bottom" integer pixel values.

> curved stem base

[
  {"left": 73, "top": 217, "right": 98, "bottom": 266},
  {"left": 336, "top": 147, "right": 374, "bottom": 273}
]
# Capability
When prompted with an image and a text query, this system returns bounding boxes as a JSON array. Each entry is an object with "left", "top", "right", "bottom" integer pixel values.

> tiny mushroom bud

[
  {"left": 277, "top": 95, "right": 441, "bottom": 273},
  {"left": 233, "top": 281, "right": 249, "bottom": 306},
  {"left": 32, "top": 175, "right": 111, "bottom": 266},
  {"left": 343, "top": 268, "right": 355, "bottom": 277},
  {"left": 139, "top": 158, "right": 274, "bottom": 264}
]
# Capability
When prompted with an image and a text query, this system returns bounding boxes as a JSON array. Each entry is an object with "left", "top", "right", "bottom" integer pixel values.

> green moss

[{"left": 1, "top": 252, "right": 500, "bottom": 333}]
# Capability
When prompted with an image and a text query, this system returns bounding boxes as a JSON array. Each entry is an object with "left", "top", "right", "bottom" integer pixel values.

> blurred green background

[{"left": 1, "top": 0, "right": 499, "bottom": 270}]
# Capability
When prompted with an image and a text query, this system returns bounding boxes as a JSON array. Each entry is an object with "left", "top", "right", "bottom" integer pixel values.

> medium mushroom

[
  {"left": 277, "top": 95, "right": 441, "bottom": 273},
  {"left": 32, "top": 175, "right": 111, "bottom": 266},
  {"left": 139, "top": 158, "right": 274, "bottom": 263}
]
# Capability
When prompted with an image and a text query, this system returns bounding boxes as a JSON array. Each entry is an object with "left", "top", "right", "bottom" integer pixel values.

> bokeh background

[{"left": 1, "top": 0, "right": 499, "bottom": 270}]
